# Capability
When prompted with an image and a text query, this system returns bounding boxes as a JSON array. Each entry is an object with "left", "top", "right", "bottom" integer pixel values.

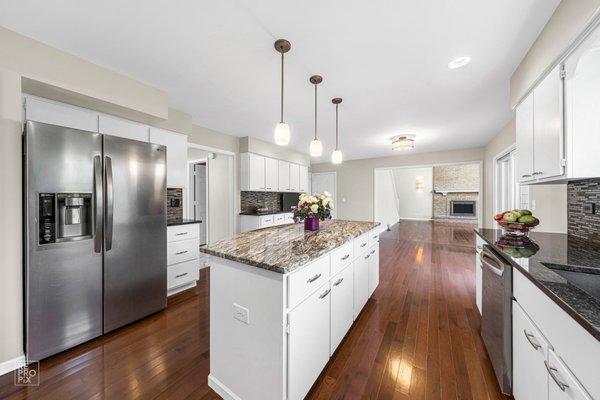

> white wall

[
  {"left": 392, "top": 167, "right": 433, "bottom": 220},
  {"left": 374, "top": 170, "right": 399, "bottom": 229}
]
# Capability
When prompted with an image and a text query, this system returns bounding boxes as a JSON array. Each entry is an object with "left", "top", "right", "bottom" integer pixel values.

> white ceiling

[{"left": 0, "top": 0, "right": 560, "bottom": 162}]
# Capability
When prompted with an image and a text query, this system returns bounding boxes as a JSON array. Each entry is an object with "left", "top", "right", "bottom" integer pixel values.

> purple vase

[{"left": 304, "top": 216, "right": 320, "bottom": 231}]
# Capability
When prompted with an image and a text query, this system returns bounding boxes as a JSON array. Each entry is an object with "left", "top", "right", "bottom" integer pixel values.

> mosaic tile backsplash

[
  {"left": 241, "top": 191, "right": 281, "bottom": 213},
  {"left": 567, "top": 179, "right": 600, "bottom": 241},
  {"left": 167, "top": 187, "right": 183, "bottom": 223}
]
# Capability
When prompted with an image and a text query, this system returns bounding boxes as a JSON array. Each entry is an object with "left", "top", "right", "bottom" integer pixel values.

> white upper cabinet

[
  {"left": 564, "top": 23, "right": 600, "bottom": 179},
  {"left": 149, "top": 127, "right": 188, "bottom": 188},
  {"left": 516, "top": 66, "right": 564, "bottom": 183},
  {"left": 289, "top": 163, "right": 300, "bottom": 192},
  {"left": 299, "top": 165, "right": 309, "bottom": 193},
  {"left": 24, "top": 96, "right": 99, "bottom": 133},
  {"left": 516, "top": 93, "right": 535, "bottom": 181},
  {"left": 278, "top": 160, "right": 290, "bottom": 192},
  {"left": 99, "top": 115, "right": 149, "bottom": 142},
  {"left": 264, "top": 157, "right": 279, "bottom": 192},
  {"left": 533, "top": 65, "right": 564, "bottom": 180},
  {"left": 240, "top": 153, "right": 265, "bottom": 191}
]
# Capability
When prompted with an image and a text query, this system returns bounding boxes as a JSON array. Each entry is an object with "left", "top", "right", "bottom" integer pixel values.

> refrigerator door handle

[
  {"left": 93, "top": 155, "right": 103, "bottom": 253},
  {"left": 105, "top": 155, "right": 114, "bottom": 251}
]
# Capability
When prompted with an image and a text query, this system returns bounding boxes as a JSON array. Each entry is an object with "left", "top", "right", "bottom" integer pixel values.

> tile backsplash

[
  {"left": 241, "top": 191, "right": 281, "bottom": 213},
  {"left": 167, "top": 187, "right": 183, "bottom": 223},
  {"left": 567, "top": 179, "right": 600, "bottom": 241}
]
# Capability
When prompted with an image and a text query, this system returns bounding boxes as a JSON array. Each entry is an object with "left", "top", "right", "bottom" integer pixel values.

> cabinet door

[
  {"left": 299, "top": 165, "right": 309, "bottom": 193},
  {"left": 278, "top": 160, "right": 290, "bottom": 192},
  {"left": 248, "top": 153, "right": 266, "bottom": 191},
  {"left": 513, "top": 301, "right": 550, "bottom": 400},
  {"left": 533, "top": 65, "right": 564, "bottom": 180},
  {"left": 368, "top": 244, "right": 379, "bottom": 297},
  {"left": 289, "top": 163, "right": 300, "bottom": 192},
  {"left": 265, "top": 157, "right": 279, "bottom": 192},
  {"left": 288, "top": 284, "right": 331, "bottom": 400},
  {"left": 547, "top": 349, "right": 592, "bottom": 400},
  {"left": 330, "top": 266, "right": 354, "bottom": 355},
  {"left": 24, "top": 96, "right": 99, "bottom": 132},
  {"left": 99, "top": 115, "right": 149, "bottom": 142},
  {"left": 516, "top": 93, "right": 535, "bottom": 182},
  {"left": 353, "top": 253, "right": 369, "bottom": 320},
  {"left": 149, "top": 127, "right": 188, "bottom": 188}
]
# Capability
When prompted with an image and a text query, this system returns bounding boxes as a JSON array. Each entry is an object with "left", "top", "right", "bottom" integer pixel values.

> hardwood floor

[{"left": 0, "top": 220, "right": 503, "bottom": 400}]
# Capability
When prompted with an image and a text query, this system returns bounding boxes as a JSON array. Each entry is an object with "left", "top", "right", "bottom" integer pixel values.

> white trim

[
  {"left": 0, "top": 355, "right": 26, "bottom": 377},
  {"left": 374, "top": 160, "right": 484, "bottom": 227},
  {"left": 188, "top": 142, "right": 235, "bottom": 156},
  {"left": 310, "top": 172, "right": 337, "bottom": 218},
  {"left": 492, "top": 143, "right": 517, "bottom": 217},
  {"left": 208, "top": 374, "right": 242, "bottom": 400},
  {"left": 399, "top": 217, "right": 433, "bottom": 221}
]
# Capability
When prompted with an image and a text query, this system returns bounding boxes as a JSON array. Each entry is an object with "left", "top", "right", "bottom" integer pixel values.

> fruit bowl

[{"left": 494, "top": 209, "right": 539, "bottom": 237}]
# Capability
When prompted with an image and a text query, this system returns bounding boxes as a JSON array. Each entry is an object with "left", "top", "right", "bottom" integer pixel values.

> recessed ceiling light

[{"left": 448, "top": 56, "right": 471, "bottom": 69}]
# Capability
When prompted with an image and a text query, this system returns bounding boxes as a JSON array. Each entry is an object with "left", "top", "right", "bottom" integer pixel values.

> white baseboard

[
  {"left": 0, "top": 355, "right": 25, "bottom": 377},
  {"left": 398, "top": 217, "right": 432, "bottom": 221},
  {"left": 208, "top": 374, "right": 242, "bottom": 400}
]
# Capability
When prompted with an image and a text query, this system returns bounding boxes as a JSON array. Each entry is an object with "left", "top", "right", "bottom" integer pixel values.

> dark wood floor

[{"left": 0, "top": 220, "right": 503, "bottom": 400}]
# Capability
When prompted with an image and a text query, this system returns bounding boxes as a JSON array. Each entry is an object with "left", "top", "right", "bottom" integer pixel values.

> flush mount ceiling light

[
  {"left": 391, "top": 135, "right": 415, "bottom": 151},
  {"left": 309, "top": 75, "right": 323, "bottom": 157},
  {"left": 331, "top": 98, "right": 343, "bottom": 164},
  {"left": 448, "top": 56, "right": 471, "bottom": 69},
  {"left": 274, "top": 39, "right": 291, "bottom": 146}
]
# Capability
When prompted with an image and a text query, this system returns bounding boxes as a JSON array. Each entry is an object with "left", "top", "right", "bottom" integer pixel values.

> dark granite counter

[
  {"left": 476, "top": 229, "right": 600, "bottom": 341},
  {"left": 167, "top": 218, "right": 202, "bottom": 227},
  {"left": 200, "top": 220, "right": 380, "bottom": 274}
]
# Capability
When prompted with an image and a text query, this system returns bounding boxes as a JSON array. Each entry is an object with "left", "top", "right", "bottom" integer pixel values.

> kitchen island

[{"left": 200, "top": 220, "right": 382, "bottom": 400}]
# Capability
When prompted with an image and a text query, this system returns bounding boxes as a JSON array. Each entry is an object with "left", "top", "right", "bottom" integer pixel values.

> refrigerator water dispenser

[{"left": 57, "top": 193, "right": 92, "bottom": 242}]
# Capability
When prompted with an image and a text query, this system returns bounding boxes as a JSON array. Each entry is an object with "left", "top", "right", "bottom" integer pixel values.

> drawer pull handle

[
  {"left": 176, "top": 250, "right": 188, "bottom": 255},
  {"left": 175, "top": 232, "right": 188, "bottom": 236},
  {"left": 523, "top": 330, "right": 541, "bottom": 350},
  {"left": 360, "top": 243, "right": 367, "bottom": 247},
  {"left": 545, "top": 361, "right": 569, "bottom": 392},
  {"left": 521, "top": 174, "right": 532, "bottom": 178},
  {"left": 365, "top": 254, "right": 370, "bottom": 259},
  {"left": 341, "top": 254, "right": 350, "bottom": 261},
  {"left": 333, "top": 277, "right": 344, "bottom": 286},
  {"left": 307, "top": 273, "right": 322, "bottom": 283},
  {"left": 370, "top": 249, "right": 375, "bottom": 255},
  {"left": 372, "top": 235, "right": 378, "bottom": 239},
  {"left": 175, "top": 272, "right": 189, "bottom": 278},
  {"left": 319, "top": 289, "right": 331, "bottom": 299}
]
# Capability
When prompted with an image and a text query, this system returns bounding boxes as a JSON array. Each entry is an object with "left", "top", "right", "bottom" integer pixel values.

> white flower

[
  {"left": 324, "top": 191, "right": 332, "bottom": 198},
  {"left": 310, "top": 196, "right": 318, "bottom": 203},
  {"left": 322, "top": 197, "right": 330, "bottom": 206},
  {"left": 320, "top": 195, "right": 326, "bottom": 200},
  {"left": 310, "top": 204, "right": 319, "bottom": 213},
  {"left": 329, "top": 203, "right": 334, "bottom": 209}
]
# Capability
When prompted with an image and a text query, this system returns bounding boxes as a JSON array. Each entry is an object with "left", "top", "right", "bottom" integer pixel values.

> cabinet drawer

[
  {"left": 353, "top": 234, "right": 370, "bottom": 259},
  {"left": 274, "top": 214, "right": 285, "bottom": 225},
  {"left": 287, "top": 255, "right": 330, "bottom": 308},
  {"left": 368, "top": 228, "right": 381, "bottom": 247},
  {"left": 547, "top": 349, "right": 592, "bottom": 400},
  {"left": 167, "top": 224, "right": 199, "bottom": 242},
  {"left": 167, "top": 238, "right": 199, "bottom": 266},
  {"left": 167, "top": 259, "right": 199, "bottom": 290},
  {"left": 330, "top": 241, "right": 353, "bottom": 276},
  {"left": 259, "top": 215, "right": 275, "bottom": 227}
]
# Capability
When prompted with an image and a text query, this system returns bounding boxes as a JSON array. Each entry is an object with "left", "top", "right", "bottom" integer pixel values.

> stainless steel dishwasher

[{"left": 480, "top": 244, "right": 512, "bottom": 396}]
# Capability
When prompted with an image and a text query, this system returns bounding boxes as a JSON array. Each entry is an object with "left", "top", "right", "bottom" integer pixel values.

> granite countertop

[
  {"left": 476, "top": 228, "right": 600, "bottom": 341},
  {"left": 239, "top": 210, "right": 291, "bottom": 216},
  {"left": 200, "top": 219, "right": 380, "bottom": 274},
  {"left": 167, "top": 218, "right": 202, "bottom": 227}
]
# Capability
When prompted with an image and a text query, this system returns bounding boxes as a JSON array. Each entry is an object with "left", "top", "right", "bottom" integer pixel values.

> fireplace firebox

[{"left": 450, "top": 200, "right": 476, "bottom": 217}]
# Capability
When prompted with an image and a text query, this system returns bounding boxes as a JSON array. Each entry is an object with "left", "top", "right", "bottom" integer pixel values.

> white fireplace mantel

[{"left": 434, "top": 188, "right": 479, "bottom": 196}]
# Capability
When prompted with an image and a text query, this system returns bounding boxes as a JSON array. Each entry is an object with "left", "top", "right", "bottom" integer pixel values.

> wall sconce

[{"left": 416, "top": 176, "right": 424, "bottom": 191}]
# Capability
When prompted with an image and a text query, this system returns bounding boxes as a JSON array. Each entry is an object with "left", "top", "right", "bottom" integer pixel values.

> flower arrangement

[{"left": 291, "top": 192, "right": 333, "bottom": 231}]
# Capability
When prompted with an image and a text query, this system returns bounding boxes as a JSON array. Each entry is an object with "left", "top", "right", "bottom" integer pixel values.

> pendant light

[
  {"left": 309, "top": 75, "right": 323, "bottom": 157},
  {"left": 331, "top": 98, "right": 343, "bottom": 164},
  {"left": 274, "top": 39, "right": 291, "bottom": 146}
]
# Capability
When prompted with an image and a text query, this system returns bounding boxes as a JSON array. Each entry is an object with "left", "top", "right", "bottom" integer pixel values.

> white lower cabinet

[
  {"left": 330, "top": 265, "right": 354, "bottom": 355},
  {"left": 547, "top": 349, "right": 591, "bottom": 400},
  {"left": 288, "top": 283, "right": 331, "bottom": 400},
  {"left": 368, "top": 243, "right": 379, "bottom": 297},
  {"left": 353, "top": 252, "right": 369, "bottom": 320},
  {"left": 513, "top": 301, "right": 550, "bottom": 400},
  {"left": 240, "top": 213, "right": 295, "bottom": 233},
  {"left": 167, "top": 224, "right": 200, "bottom": 296}
]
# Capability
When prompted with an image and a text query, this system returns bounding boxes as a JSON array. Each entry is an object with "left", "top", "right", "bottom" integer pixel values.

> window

[{"left": 495, "top": 148, "right": 528, "bottom": 213}]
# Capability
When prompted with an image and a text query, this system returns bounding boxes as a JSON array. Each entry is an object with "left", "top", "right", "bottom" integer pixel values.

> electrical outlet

[
  {"left": 233, "top": 303, "right": 250, "bottom": 324},
  {"left": 530, "top": 200, "right": 536, "bottom": 211},
  {"left": 583, "top": 203, "right": 596, "bottom": 214}
]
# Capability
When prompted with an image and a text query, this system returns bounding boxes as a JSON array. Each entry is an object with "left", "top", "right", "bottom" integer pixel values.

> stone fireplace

[{"left": 432, "top": 163, "right": 479, "bottom": 222}]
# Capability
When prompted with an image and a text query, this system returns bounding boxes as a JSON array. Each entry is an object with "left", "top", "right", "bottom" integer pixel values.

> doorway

[
  {"left": 190, "top": 162, "right": 207, "bottom": 245},
  {"left": 311, "top": 172, "right": 337, "bottom": 219}
]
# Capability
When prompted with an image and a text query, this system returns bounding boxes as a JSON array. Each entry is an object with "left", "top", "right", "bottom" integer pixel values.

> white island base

[{"left": 207, "top": 226, "right": 382, "bottom": 400}]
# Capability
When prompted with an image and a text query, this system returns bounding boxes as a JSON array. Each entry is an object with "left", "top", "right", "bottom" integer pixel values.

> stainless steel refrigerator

[{"left": 24, "top": 120, "right": 167, "bottom": 361}]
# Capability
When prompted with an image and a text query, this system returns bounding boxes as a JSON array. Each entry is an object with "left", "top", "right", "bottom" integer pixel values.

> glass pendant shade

[
  {"left": 274, "top": 122, "right": 290, "bottom": 146},
  {"left": 331, "top": 149, "right": 343, "bottom": 164},
  {"left": 309, "top": 139, "right": 323, "bottom": 157}
]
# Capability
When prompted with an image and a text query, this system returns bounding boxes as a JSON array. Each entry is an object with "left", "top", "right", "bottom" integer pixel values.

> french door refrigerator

[{"left": 24, "top": 121, "right": 167, "bottom": 361}]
